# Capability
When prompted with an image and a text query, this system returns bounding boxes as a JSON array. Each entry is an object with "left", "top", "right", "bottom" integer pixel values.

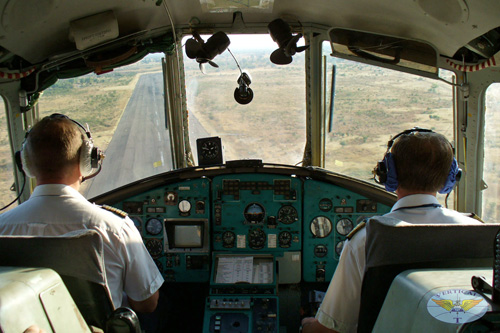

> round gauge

[
  {"left": 314, "top": 244, "right": 328, "bottom": 258},
  {"left": 244, "top": 203, "right": 266, "bottom": 224},
  {"left": 248, "top": 228, "right": 266, "bottom": 249},
  {"left": 130, "top": 216, "right": 142, "bottom": 232},
  {"left": 178, "top": 200, "right": 192, "bottom": 213},
  {"left": 310, "top": 216, "right": 333, "bottom": 238},
  {"left": 146, "top": 239, "right": 162, "bottom": 258},
  {"left": 201, "top": 140, "right": 219, "bottom": 160},
  {"left": 222, "top": 231, "right": 236, "bottom": 248},
  {"left": 146, "top": 218, "right": 163, "bottom": 235},
  {"left": 336, "top": 218, "right": 354, "bottom": 236},
  {"left": 335, "top": 241, "right": 345, "bottom": 256},
  {"left": 319, "top": 198, "right": 333, "bottom": 212},
  {"left": 277, "top": 205, "right": 299, "bottom": 224},
  {"left": 278, "top": 231, "right": 292, "bottom": 248}
]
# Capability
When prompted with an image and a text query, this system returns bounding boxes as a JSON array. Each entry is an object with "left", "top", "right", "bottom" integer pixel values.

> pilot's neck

[{"left": 396, "top": 187, "right": 436, "bottom": 200}]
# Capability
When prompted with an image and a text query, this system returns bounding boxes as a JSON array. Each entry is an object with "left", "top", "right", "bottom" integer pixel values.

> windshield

[
  {"left": 38, "top": 55, "right": 171, "bottom": 199},
  {"left": 184, "top": 34, "right": 306, "bottom": 165},
  {"left": 321, "top": 42, "right": 455, "bottom": 202}
]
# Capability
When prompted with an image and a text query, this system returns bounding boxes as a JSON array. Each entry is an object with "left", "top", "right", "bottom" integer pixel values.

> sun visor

[
  {"left": 328, "top": 28, "right": 439, "bottom": 75},
  {"left": 69, "top": 11, "right": 119, "bottom": 51}
]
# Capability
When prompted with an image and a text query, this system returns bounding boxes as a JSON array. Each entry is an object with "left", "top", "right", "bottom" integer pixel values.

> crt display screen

[{"left": 173, "top": 224, "right": 203, "bottom": 248}]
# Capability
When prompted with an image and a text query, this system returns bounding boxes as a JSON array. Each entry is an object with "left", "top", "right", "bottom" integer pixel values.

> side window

[
  {"left": 0, "top": 98, "right": 18, "bottom": 210},
  {"left": 482, "top": 83, "right": 500, "bottom": 223}
]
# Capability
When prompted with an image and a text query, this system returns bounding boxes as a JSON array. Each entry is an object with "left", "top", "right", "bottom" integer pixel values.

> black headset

[
  {"left": 373, "top": 127, "right": 462, "bottom": 194},
  {"left": 16, "top": 113, "right": 103, "bottom": 180}
]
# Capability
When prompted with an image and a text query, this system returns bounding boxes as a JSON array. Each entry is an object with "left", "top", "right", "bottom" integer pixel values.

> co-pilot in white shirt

[
  {"left": 316, "top": 194, "right": 482, "bottom": 333},
  {"left": 0, "top": 184, "right": 164, "bottom": 308}
]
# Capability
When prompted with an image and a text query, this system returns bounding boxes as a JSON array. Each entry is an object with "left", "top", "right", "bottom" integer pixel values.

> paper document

[
  {"left": 253, "top": 261, "right": 273, "bottom": 284},
  {"left": 215, "top": 256, "right": 254, "bottom": 284}
]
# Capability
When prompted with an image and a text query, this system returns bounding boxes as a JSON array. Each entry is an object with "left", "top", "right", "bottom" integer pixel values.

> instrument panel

[
  {"left": 109, "top": 166, "right": 394, "bottom": 284},
  {"left": 211, "top": 174, "right": 302, "bottom": 253}
]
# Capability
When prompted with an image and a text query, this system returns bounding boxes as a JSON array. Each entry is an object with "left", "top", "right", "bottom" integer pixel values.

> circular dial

[
  {"left": 248, "top": 228, "right": 266, "bottom": 249},
  {"left": 201, "top": 140, "right": 219, "bottom": 160},
  {"left": 244, "top": 203, "right": 266, "bottom": 224},
  {"left": 146, "top": 239, "right": 162, "bottom": 258},
  {"left": 310, "top": 216, "right": 333, "bottom": 238},
  {"left": 277, "top": 205, "right": 299, "bottom": 224},
  {"left": 278, "top": 231, "right": 292, "bottom": 248},
  {"left": 314, "top": 244, "right": 328, "bottom": 258},
  {"left": 146, "top": 218, "right": 163, "bottom": 235},
  {"left": 319, "top": 198, "right": 333, "bottom": 212},
  {"left": 222, "top": 231, "right": 236, "bottom": 248},
  {"left": 178, "top": 199, "right": 191, "bottom": 213},
  {"left": 130, "top": 216, "right": 142, "bottom": 232},
  {"left": 336, "top": 218, "right": 354, "bottom": 236},
  {"left": 335, "top": 241, "right": 345, "bottom": 256}
]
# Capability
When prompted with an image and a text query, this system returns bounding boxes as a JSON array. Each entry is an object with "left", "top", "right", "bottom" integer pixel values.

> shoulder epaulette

[
  {"left": 347, "top": 221, "right": 366, "bottom": 240},
  {"left": 461, "top": 212, "right": 485, "bottom": 223},
  {"left": 101, "top": 204, "right": 128, "bottom": 218}
]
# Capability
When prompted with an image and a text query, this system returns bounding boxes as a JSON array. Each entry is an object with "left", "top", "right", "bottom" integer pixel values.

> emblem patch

[{"left": 427, "top": 289, "right": 489, "bottom": 324}]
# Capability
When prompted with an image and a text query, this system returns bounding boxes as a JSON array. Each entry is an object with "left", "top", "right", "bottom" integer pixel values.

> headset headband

[
  {"left": 48, "top": 113, "right": 92, "bottom": 140},
  {"left": 386, "top": 127, "right": 434, "bottom": 150}
]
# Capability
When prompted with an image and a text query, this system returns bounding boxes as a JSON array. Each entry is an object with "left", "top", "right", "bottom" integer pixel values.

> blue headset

[{"left": 373, "top": 127, "right": 462, "bottom": 194}]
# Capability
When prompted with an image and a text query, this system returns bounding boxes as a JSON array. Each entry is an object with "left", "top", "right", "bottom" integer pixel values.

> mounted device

[
  {"left": 268, "top": 18, "right": 309, "bottom": 65},
  {"left": 185, "top": 31, "right": 231, "bottom": 72},
  {"left": 196, "top": 136, "right": 223, "bottom": 166}
]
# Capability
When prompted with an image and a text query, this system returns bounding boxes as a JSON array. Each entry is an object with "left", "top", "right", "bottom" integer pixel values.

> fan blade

[
  {"left": 185, "top": 38, "right": 201, "bottom": 59},
  {"left": 208, "top": 60, "right": 219, "bottom": 68},
  {"left": 284, "top": 34, "right": 303, "bottom": 57},
  {"left": 270, "top": 49, "right": 293, "bottom": 65},
  {"left": 199, "top": 62, "right": 205, "bottom": 74},
  {"left": 296, "top": 45, "right": 310, "bottom": 53}
]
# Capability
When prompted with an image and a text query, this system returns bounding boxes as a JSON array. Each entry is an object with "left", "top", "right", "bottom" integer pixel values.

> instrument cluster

[
  {"left": 114, "top": 170, "right": 392, "bottom": 284},
  {"left": 211, "top": 174, "right": 302, "bottom": 252}
]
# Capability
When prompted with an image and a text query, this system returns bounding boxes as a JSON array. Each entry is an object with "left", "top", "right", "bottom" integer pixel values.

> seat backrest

[
  {"left": 0, "top": 229, "right": 114, "bottom": 329},
  {"left": 357, "top": 217, "right": 499, "bottom": 333}
]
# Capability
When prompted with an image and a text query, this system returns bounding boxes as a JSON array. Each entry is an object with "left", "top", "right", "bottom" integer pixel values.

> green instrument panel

[
  {"left": 114, "top": 170, "right": 393, "bottom": 284},
  {"left": 302, "top": 180, "right": 391, "bottom": 282}
]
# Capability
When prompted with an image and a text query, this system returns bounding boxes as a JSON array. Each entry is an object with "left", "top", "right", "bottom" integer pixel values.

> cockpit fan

[
  {"left": 185, "top": 31, "right": 230, "bottom": 72},
  {"left": 268, "top": 18, "right": 309, "bottom": 65}
]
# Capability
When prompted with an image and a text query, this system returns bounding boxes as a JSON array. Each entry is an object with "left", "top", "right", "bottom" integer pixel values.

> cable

[
  {"left": 0, "top": 171, "right": 26, "bottom": 211},
  {"left": 228, "top": 48, "right": 243, "bottom": 75}
]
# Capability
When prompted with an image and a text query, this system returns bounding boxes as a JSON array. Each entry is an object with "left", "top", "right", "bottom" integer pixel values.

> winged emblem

[{"left": 432, "top": 298, "right": 483, "bottom": 312}]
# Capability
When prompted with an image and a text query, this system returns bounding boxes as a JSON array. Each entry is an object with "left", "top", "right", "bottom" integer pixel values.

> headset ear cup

[
  {"left": 19, "top": 145, "right": 34, "bottom": 178},
  {"left": 439, "top": 158, "right": 460, "bottom": 194},
  {"left": 80, "top": 139, "right": 94, "bottom": 177},
  {"left": 384, "top": 152, "right": 398, "bottom": 192}
]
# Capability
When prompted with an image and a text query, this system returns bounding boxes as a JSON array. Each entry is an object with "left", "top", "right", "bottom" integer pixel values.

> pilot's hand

[
  {"left": 24, "top": 325, "right": 47, "bottom": 333},
  {"left": 301, "top": 317, "right": 338, "bottom": 333}
]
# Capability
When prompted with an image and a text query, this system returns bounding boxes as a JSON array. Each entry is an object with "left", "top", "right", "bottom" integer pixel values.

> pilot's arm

[
  {"left": 301, "top": 317, "right": 337, "bottom": 333},
  {"left": 120, "top": 216, "right": 164, "bottom": 313},
  {"left": 128, "top": 291, "right": 160, "bottom": 313},
  {"left": 305, "top": 226, "right": 367, "bottom": 332}
]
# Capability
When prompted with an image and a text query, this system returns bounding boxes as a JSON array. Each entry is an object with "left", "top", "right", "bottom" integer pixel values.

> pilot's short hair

[
  {"left": 24, "top": 116, "right": 84, "bottom": 179},
  {"left": 391, "top": 131, "right": 453, "bottom": 193}
]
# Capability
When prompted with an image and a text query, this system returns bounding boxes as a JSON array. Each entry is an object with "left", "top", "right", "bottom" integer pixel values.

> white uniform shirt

[
  {"left": 0, "top": 184, "right": 164, "bottom": 308},
  {"left": 316, "top": 194, "right": 482, "bottom": 332}
]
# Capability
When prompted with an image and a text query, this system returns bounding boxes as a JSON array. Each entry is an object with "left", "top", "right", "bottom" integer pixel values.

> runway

[{"left": 84, "top": 73, "right": 173, "bottom": 199}]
